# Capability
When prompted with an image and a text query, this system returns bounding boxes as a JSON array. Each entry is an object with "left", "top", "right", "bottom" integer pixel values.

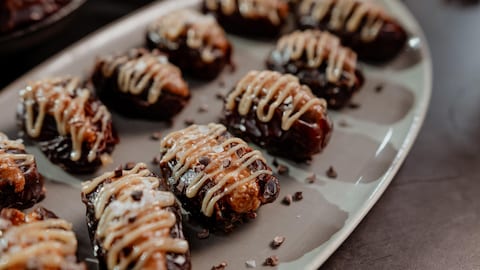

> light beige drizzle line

[
  {"left": 0, "top": 133, "right": 34, "bottom": 192},
  {"left": 82, "top": 163, "right": 188, "bottom": 270},
  {"left": 225, "top": 70, "right": 327, "bottom": 131},
  {"left": 299, "top": 0, "right": 385, "bottom": 42},
  {"left": 0, "top": 218, "right": 78, "bottom": 269},
  {"left": 160, "top": 123, "right": 271, "bottom": 217},
  {"left": 20, "top": 77, "right": 111, "bottom": 162},
  {"left": 205, "top": 0, "right": 284, "bottom": 25},
  {"left": 277, "top": 30, "right": 357, "bottom": 86},
  {"left": 101, "top": 52, "right": 185, "bottom": 103},
  {"left": 149, "top": 9, "right": 224, "bottom": 63}
]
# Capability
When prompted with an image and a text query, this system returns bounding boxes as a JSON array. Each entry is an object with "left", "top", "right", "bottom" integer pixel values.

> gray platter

[{"left": 0, "top": 0, "right": 432, "bottom": 269}]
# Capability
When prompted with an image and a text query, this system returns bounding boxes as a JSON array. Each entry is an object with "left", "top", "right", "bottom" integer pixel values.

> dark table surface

[{"left": 1, "top": 1, "right": 479, "bottom": 269}]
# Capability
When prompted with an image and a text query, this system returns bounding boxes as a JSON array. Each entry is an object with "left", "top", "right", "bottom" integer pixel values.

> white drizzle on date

[
  {"left": 20, "top": 77, "right": 111, "bottom": 163},
  {"left": 82, "top": 163, "right": 189, "bottom": 270},
  {"left": 205, "top": 0, "right": 286, "bottom": 25},
  {"left": 148, "top": 9, "right": 225, "bottom": 63},
  {"left": 276, "top": 30, "right": 357, "bottom": 86},
  {"left": 226, "top": 70, "right": 327, "bottom": 131},
  {"left": 0, "top": 133, "right": 34, "bottom": 192},
  {"left": 0, "top": 213, "right": 80, "bottom": 269},
  {"left": 160, "top": 123, "right": 272, "bottom": 217},
  {"left": 299, "top": 0, "right": 386, "bottom": 41},
  {"left": 100, "top": 52, "right": 188, "bottom": 103}
]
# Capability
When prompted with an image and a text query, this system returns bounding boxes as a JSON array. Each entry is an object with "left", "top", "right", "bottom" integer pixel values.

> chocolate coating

[
  {"left": 159, "top": 124, "right": 280, "bottom": 232},
  {"left": 0, "top": 133, "right": 45, "bottom": 210},
  {"left": 296, "top": 0, "right": 408, "bottom": 62},
  {"left": 202, "top": 0, "right": 290, "bottom": 37},
  {"left": 92, "top": 48, "right": 190, "bottom": 120},
  {"left": 0, "top": 207, "right": 86, "bottom": 270},
  {"left": 82, "top": 164, "right": 191, "bottom": 270},
  {"left": 146, "top": 10, "right": 232, "bottom": 80},
  {"left": 266, "top": 30, "right": 364, "bottom": 109},
  {"left": 222, "top": 70, "right": 333, "bottom": 161},
  {"left": 17, "top": 77, "right": 118, "bottom": 174}
]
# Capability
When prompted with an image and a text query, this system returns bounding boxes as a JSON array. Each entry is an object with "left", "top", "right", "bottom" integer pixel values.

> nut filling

[{"left": 159, "top": 123, "right": 280, "bottom": 231}]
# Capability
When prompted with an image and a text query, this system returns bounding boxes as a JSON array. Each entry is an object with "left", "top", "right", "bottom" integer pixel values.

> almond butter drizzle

[
  {"left": 299, "top": 0, "right": 385, "bottom": 42},
  {"left": 0, "top": 217, "right": 79, "bottom": 269},
  {"left": 148, "top": 9, "right": 225, "bottom": 63},
  {"left": 160, "top": 123, "right": 271, "bottom": 217},
  {"left": 19, "top": 77, "right": 111, "bottom": 163},
  {"left": 206, "top": 0, "right": 285, "bottom": 25},
  {"left": 82, "top": 163, "right": 188, "bottom": 270},
  {"left": 100, "top": 52, "right": 188, "bottom": 101},
  {"left": 0, "top": 133, "right": 34, "bottom": 192},
  {"left": 276, "top": 30, "right": 357, "bottom": 86},
  {"left": 226, "top": 70, "right": 327, "bottom": 131}
]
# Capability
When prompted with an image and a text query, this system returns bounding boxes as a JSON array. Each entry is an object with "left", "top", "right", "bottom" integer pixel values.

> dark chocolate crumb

[
  {"left": 271, "top": 236, "right": 285, "bottom": 249},
  {"left": 150, "top": 132, "right": 162, "bottom": 141},
  {"left": 282, "top": 195, "right": 292, "bottom": 206},
  {"left": 229, "top": 62, "right": 236, "bottom": 73},
  {"left": 198, "top": 104, "right": 209, "bottom": 113},
  {"left": 122, "top": 246, "right": 132, "bottom": 256},
  {"left": 151, "top": 155, "right": 161, "bottom": 165},
  {"left": 197, "top": 229, "right": 210, "bottom": 239},
  {"left": 375, "top": 84, "right": 384, "bottom": 93},
  {"left": 124, "top": 162, "right": 136, "bottom": 170},
  {"left": 305, "top": 173, "right": 316, "bottom": 184},
  {"left": 236, "top": 148, "right": 245, "bottom": 158},
  {"left": 176, "top": 181, "right": 186, "bottom": 192},
  {"left": 348, "top": 102, "right": 360, "bottom": 109},
  {"left": 265, "top": 178, "right": 279, "bottom": 199},
  {"left": 276, "top": 164, "right": 289, "bottom": 175},
  {"left": 247, "top": 212, "right": 257, "bottom": 219},
  {"left": 194, "top": 164, "right": 206, "bottom": 172},
  {"left": 293, "top": 191, "right": 303, "bottom": 202},
  {"left": 338, "top": 119, "right": 349, "bottom": 127},
  {"left": 198, "top": 156, "right": 211, "bottom": 166},
  {"left": 272, "top": 158, "right": 279, "bottom": 167},
  {"left": 326, "top": 166, "right": 338, "bottom": 179},
  {"left": 128, "top": 216, "right": 136, "bottom": 223},
  {"left": 215, "top": 93, "right": 225, "bottom": 100},
  {"left": 222, "top": 158, "right": 231, "bottom": 168},
  {"left": 114, "top": 165, "right": 123, "bottom": 178},
  {"left": 131, "top": 190, "right": 143, "bottom": 201},
  {"left": 264, "top": 255, "right": 279, "bottom": 266},
  {"left": 184, "top": 119, "right": 195, "bottom": 126},
  {"left": 211, "top": 261, "right": 228, "bottom": 270}
]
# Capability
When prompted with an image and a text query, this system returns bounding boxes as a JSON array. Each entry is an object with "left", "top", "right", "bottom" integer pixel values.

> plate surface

[{"left": 0, "top": 0, "right": 431, "bottom": 269}]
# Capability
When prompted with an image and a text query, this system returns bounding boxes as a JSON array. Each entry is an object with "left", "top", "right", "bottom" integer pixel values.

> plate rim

[
  {"left": 0, "top": 0, "right": 433, "bottom": 269},
  {"left": 306, "top": 2, "right": 433, "bottom": 268}
]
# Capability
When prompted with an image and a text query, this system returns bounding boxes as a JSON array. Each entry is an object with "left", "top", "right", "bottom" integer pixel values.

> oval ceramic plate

[{"left": 0, "top": 0, "right": 431, "bottom": 269}]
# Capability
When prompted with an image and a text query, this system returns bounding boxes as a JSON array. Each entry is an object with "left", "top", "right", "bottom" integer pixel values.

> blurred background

[{"left": 0, "top": 0, "right": 154, "bottom": 88}]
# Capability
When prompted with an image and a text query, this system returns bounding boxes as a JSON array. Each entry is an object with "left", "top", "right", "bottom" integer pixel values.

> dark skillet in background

[
  {"left": 0, "top": 0, "right": 154, "bottom": 89},
  {"left": 0, "top": 0, "right": 87, "bottom": 55}
]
